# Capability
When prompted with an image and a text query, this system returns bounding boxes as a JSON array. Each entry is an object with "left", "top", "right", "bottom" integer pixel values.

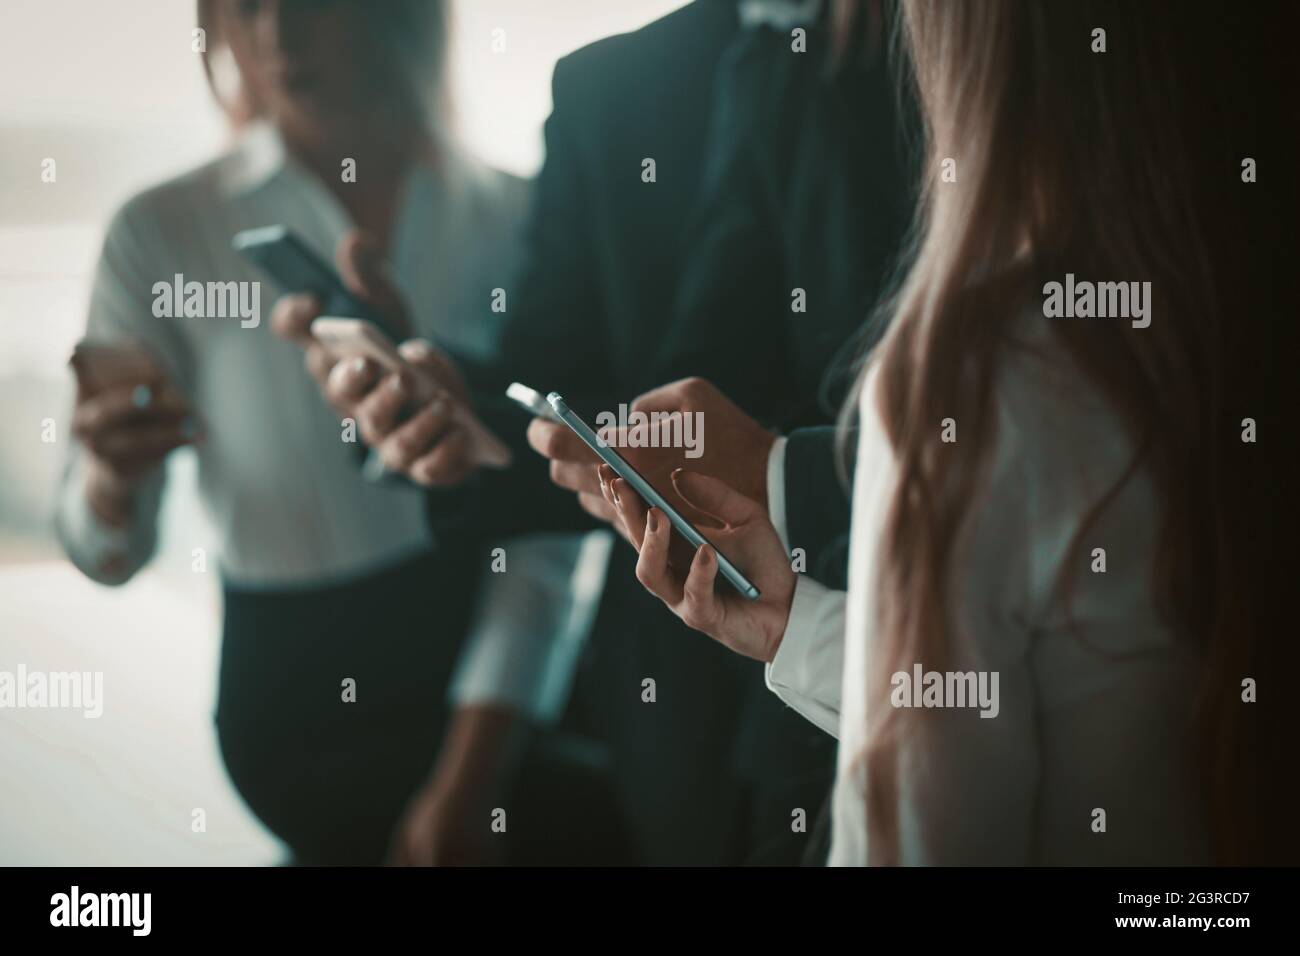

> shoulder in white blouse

[{"left": 769, "top": 318, "right": 1210, "bottom": 865}]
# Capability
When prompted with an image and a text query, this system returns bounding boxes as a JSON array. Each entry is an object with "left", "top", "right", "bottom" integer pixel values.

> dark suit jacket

[
  {"left": 661, "top": 17, "right": 914, "bottom": 846},
  {"left": 442, "top": 1, "right": 769, "bottom": 866},
  {"left": 431, "top": 1, "right": 912, "bottom": 864},
  {"left": 666, "top": 16, "right": 915, "bottom": 595}
]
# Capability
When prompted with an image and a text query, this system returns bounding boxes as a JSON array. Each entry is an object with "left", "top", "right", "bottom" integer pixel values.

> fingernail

[
  {"left": 612, "top": 483, "right": 621, "bottom": 506},
  {"left": 429, "top": 397, "right": 447, "bottom": 418},
  {"left": 350, "top": 356, "right": 367, "bottom": 375},
  {"left": 388, "top": 375, "right": 405, "bottom": 394},
  {"left": 647, "top": 509, "right": 657, "bottom": 533},
  {"left": 671, "top": 467, "right": 686, "bottom": 482},
  {"left": 700, "top": 546, "right": 713, "bottom": 565},
  {"left": 132, "top": 384, "right": 153, "bottom": 410}
]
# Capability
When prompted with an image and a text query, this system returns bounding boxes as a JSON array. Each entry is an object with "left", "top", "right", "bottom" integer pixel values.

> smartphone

[
  {"left": 546, "top": 392, "right": 761, "bottom": 601},
  {"left": 232, "top": 225, "right": 401, "bottom": 340},
  {"left": 69, "top": 342, "right": 162, "bottom": 395},
  {"left": 506, "top": 382, "right": 562, "bottom": 422},
  {"left": 312, "top": 316, "right": 422, "bottom": 389},
  {"left": 311, "top": 316, "right": 512, "bottom": 469}
]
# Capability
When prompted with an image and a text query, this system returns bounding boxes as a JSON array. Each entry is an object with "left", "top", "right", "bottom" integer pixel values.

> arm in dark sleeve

[
  {"left": 656, "top": 29, "right": 788, "bottom": 420},
  {"left": 783, "top": 426, "right": 852, "bottom": 591},
  {"left": 428, "top": 54, "right": 612, "bottom": 542}
]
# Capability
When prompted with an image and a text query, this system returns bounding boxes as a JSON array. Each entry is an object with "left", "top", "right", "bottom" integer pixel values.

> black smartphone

[{"left": 232, "top": 225, "right": 401, "bottom": 340}]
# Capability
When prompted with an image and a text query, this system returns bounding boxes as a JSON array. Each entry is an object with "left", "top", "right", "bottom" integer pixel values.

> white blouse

[
  {"left": 766, "top": 323, "right": 1210, "bottom": 865},
  {"left": 57, "top": 122, "right": 529, "bottom": 586},
  {"left": 55, "top": 123, "right": 608, "bottom": 722}
]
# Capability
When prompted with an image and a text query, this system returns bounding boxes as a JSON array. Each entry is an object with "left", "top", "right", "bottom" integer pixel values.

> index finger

[
  {"left": 629, "top": 376, "right": 710, "bottom": 414},
  {"left": 610, "top": 477, "right": 650, "bottom": 550}
]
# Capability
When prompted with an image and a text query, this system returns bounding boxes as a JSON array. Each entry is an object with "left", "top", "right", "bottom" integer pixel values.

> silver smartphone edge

[{"left": 546, "top": 392, "right": 761, "bottom": 601}]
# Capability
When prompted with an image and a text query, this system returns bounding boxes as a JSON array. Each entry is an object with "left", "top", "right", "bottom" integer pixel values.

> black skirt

[{"left": 215, "top": 547, "right": 480, "bottom": 865}]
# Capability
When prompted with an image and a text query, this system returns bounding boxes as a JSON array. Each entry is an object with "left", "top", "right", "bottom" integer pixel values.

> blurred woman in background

[{"left": 56, "top": 0, "right": 540, "bottom": 864}]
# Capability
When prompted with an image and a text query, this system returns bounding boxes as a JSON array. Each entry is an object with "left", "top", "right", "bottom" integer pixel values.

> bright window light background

[
  {"left": 0, "top": 0, "right": 689, "bottom": 553},
  {"left": 0, "top": 0, "right": 687, "bottom": 865}
]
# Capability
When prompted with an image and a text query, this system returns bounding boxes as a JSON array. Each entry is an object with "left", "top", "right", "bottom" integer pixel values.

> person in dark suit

[
  {"left": 282, "top": 0, "right": 913, "bottom": 864},
  {"left": 637, "top": 0, "right": 915, "bottom": 859},
  {"left": 514, "top": 3, "right": 915, "bottom": 857}
]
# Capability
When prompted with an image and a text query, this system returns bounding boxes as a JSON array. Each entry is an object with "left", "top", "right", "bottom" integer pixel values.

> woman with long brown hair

[{"left": 598, "top": 0, "right": 1282, "bottom": 864}]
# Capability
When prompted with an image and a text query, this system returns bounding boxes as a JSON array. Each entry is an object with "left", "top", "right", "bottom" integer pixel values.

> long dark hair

[{"left": 846, "top": 0, "right": 1284, "bottom": 864}]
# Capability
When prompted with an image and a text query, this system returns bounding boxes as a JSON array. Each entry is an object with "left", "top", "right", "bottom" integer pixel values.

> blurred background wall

[{"left": 0, "top": 0, "right": 688, "bottom": 865}]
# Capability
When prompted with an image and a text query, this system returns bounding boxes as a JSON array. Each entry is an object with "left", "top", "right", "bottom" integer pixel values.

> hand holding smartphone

[
  {"left": 312, "top": 317, "right": 511, "bottom": 469},
  {"left": 542, "top": 390, "right": 761, "bottom": 600},
  {"left": 69, "top": 342, "right": 197, "bottom": 522},
  {"left": 233, "top": 225, "right": 404, "bottom": 340}
]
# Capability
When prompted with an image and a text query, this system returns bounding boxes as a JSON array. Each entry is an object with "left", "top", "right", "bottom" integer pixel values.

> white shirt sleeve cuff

[
  {"left": 765, "top": 574, "right": 846, "bottom": 739},
  {"left": 449, "top": 531, "right": 613, "bottom": 722},
  {"left": 767, "top": 435, "right": 789, "bottom": 552}
]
